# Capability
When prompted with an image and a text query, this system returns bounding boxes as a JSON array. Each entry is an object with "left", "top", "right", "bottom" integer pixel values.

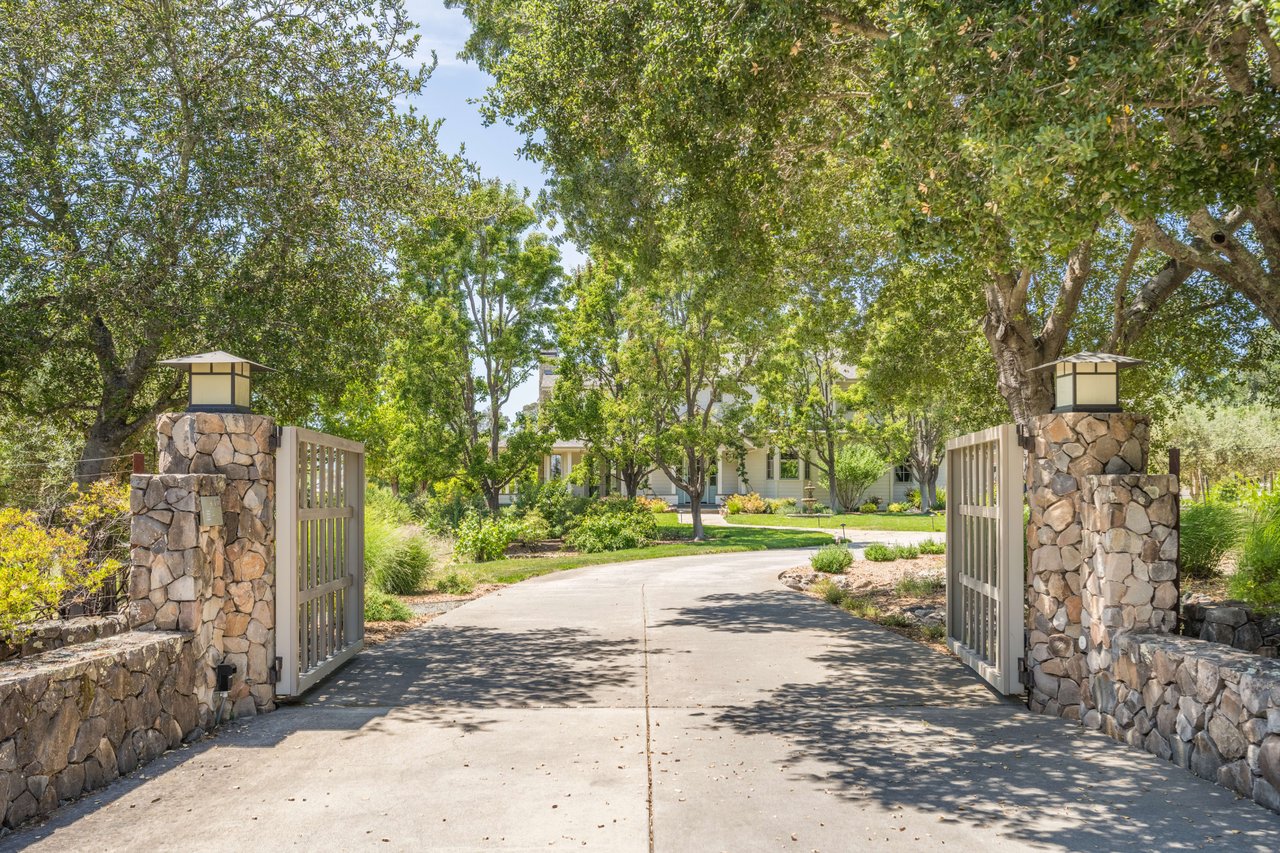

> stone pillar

[
  {"left": 1025, "top": 412, "right": 1149, "bottom": 718},
  {"left": 1077, "top": 473, "right": 1179, "bottom": 732},
  {"left": 127, "top": 472, "right": 226, "bottom": 729},
  {"left": 157, "top": 413, "right": 277, "bottom": 715}
]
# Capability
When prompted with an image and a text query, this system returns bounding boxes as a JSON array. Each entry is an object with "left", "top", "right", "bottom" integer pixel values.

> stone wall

[
  {"left": 0, "top": 632, "right": 198, "bottom": 829},
  {"left": 1026, "top": 412, "right": 1150, "bottom": 718},
  {"left": 1183, "top": 597, "right": 1280, "bottom": 657},
  {"left": 156, "top": 413, "right": 276, "bottom": 714},
  {"left": 1104, "top": 634, "right": 1280, "bottom": 812},
  {"left": 0, "top": 615, "right": 132, "bottom": 664}
]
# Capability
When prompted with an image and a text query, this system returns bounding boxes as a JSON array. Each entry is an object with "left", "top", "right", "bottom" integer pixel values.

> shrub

[
  {"left": 814, "top": 578, "right": 846, "bottom": 605},
  {"left": 880, "top": 613, "right": 914, "bottom": 629},
  {"left": 727, "top": 492, "right": 768, "bottom": 514},
  {"left": 842, "top": 595, "right": 878, "bottom": 618},
  {"left": 830, "top": 444, "right": 887, "bottom": 511},
  {"left": 525, "top": 480, "right": 592, "bottom": 537},
  {"left": 932, "top": 489, "right": 946, "bottom": 511},
  {"left": 895, "top": 573, "right": 945, "bottom": 596},
  {"left": 893, "top": 544, "right": 920, "bottom": 560},
  {"left": 367, "top": 534, "right": 431, "bottom": 595},
  {"left": 907, "top": 488, "right": 922, "bottom": 509},
  {"left": 1230, "top": 495, "right": 1280, "bottom": 608},
  {"left": 811, "top": 544, "right": 853, "bottom": 574},
  {"left": 886, "top": 502, "right": 908, "bottom": 513},
  {"left": 417, "top": 477, "right": 485, "bottom": 533},
  {"left": 1180, "top": 501, "right": 1242, "bottom": 579},
  {"left": 0, "top": 500, "right": 120, "bottom": 638},
  {"left": 766, "top": 497, "right": 796, "bottom": 514},
  {"left": 864, "top": 543, "right": 896, "bottom": 561},
  {"left": 922, "top": 624, "right": 947, "bottom": 642},
  {"left": 433, "top": 571, "right": 475, "bottom": 595},
  {"left": 919, "top": 539, "right": 946, "bottom": 555},
  {"left": 453, "top": 513, "right": 515, "bottom": 563},
  {"left": 364, "top": 587, "right": 412, "bottom": 622},
  {"left": 565, "top": 501, "right": 658, "bottom": 552},
  {"left": 366, "top": 484, "right": 415, "bottom": 526},
  {"left": 636, "top": 495, "right": 672, "bottom": 513},
  {"left": 511, "top": 510, "right": 551, "bottom": 546},
  {"left": 858, "top": 501, "right": 880, "bottom": 514}
]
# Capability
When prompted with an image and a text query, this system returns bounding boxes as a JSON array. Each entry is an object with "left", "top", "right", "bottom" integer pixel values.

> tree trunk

[
  {"left": 825, "top": 437, "right": 839, "bottom": 512},
  {"left": 76, "top": 424, "right": 130, "bottom": 484},
  {"left": 484, "top": 484, "right": 500, "bottom": 512},
  {"left": 621, "top": 466, "right": 644, "bottom": 499},
  {"left": 689, "top": 496, "right": 705, "bottom": 541}
]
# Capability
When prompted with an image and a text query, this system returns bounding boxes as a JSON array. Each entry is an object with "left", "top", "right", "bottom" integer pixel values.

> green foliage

[
  {"left": 364, "top": 487, "right": 432, "bottom": 595},
  {"left": 635, "top": 496, "right": 671, "bottom": 513},
  {"left": 1229, "top": 496, "right": 1280, "bottom": 609},
  {"left": 906, "top": 489, "right": 921, "bottom": 510},
  {"left": 0, "top": 484, "right": 126, "bottom": 637},
  {"left": 858, "top": 502, "right": 880, "bottom": 514},
  {"left": 725, "top": 492, "right": 768, "bottom": 514},
  {"left": 1180, "top": 502, "right": 1242, "bottom": 580},
  {"left": 886, "top": 503, "right": 908, "bottom": 514},
  {"left": 814, "top": 578, "right": 846, "bottom": 606},
  {"left": 832, "top": 445, "right": 887, "bottom": 512},
  {"left": 894, "top": 544, "right": 920, "bottom": 560},
  {"left": 766, "top": 498, "right": 796, "bottom": 514},
  {"left": 918, "top": 539, "right": 946, "bottom": 555},
  {"left": 933, "top": 489, "right": 946, "bottom": 511},
  {"left": 453, "top": 513, "right": 516, "bottom": 563},
  {"left": 565, "top": 499, "right": 658, "bottom": 553},
  {"left": 864, "top": 543, "right": 896, "bottom": 562},
  {"left": 879, "top": 613, "right": 914, "bottom": 629},
  {"left": 433, "top": 571, "right": 476, "bottom": 596},
  {"left": 511, "top": 510, "right": 551, "bottom": 546},
  {"left": 895, "top": 574, "right": 945, "bottom": 597},
  {"left": 842, "top": 596, "right": 879, "bottom": 619},
  {"left": 0, "top": 0, "right": 438, "bottom": 469},
  {"left": 364, "top": 587, "right": 413, "bottom": 622},
  {"left": 810, "top": 545, "right": 853, "bottom": 574},
  {"left": 521, "top": 480, "right": 592, "bottom": 538}
]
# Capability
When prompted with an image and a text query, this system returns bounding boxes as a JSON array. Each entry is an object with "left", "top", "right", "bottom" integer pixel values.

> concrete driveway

[{"left": 6, "top": 550, "right": 1279, "bottom": 851}]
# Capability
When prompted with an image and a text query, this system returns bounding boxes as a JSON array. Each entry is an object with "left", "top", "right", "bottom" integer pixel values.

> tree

[
  {"left": 397, "top": 181, "right": 562, "bottom": 509},
  {"left": 619, "top": 233, "right": 774, "bottom": 540},
  {"left": 0, "top": 0, "right": 442, "bottom": 478},
  {"left": 830, "top": 445, "right": 886, "bottom": 511},
  {"left": 547, "top": 260, "right": 657, "bottom": 498}
]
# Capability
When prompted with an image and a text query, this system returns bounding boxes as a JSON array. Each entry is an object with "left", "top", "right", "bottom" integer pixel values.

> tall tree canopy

[
  {"left": 395, "top": 181, "right": 562, "bottom": 509},
  {"left": 0, "top": 0, "right": 443, "bottom": 476}
]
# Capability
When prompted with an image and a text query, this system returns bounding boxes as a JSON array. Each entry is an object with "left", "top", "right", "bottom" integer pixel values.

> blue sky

[{"left": 401, "top": 0, "right": 580, "bottom": 414}]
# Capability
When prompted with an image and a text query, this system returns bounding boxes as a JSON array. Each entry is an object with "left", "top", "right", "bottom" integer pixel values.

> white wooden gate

[
  {"left": 275, "top": 427, "right": 365, "bottom": 697},
  {"left": 945, "top": 424, "right": 1025, "bottom": 695}
]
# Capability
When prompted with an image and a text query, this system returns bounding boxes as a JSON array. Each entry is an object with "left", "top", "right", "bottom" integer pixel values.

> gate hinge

[
  {"left": 270, "top": 425, "right": 282, "bottom": 452},
  {"left": 268, "top": 656, "right": 282, "bottom": 686},
  {"left": 1017, "top": 657, "right": 1032, "bottom": 688},
  {"left": 1016, "top": 425, "right": 1036, "bottom": 452}
]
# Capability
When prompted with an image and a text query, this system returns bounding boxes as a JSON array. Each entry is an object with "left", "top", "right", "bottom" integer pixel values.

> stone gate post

[
  {"left": 156, "top": 413, "right": 277, "bottom": 715},
  {"left": 1025, "top": 412, "right": 1150, "bottom": 718}
]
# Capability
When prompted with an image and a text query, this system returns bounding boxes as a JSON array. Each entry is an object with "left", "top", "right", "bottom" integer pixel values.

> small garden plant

[
  {"left": 1230, "top": 494, "right": 1280, "bottom": 608},
  {"left": 364, "top": 587, "right": 413, "bottom": 622},
  {"left": 1180, "top": 500, "right": 1241, "bottom": 579},
  {"left": 895, "top": 573, "right": 945, "bottom": 597},
  {"left": 811, "top": 544, "right": 853, "bottom": 574},
  {"left": 918, "top": 539, "right": 945, "bottom": 555},
  {"left": 858, "top": 501, "right": 879, "bottom": 513},
  {"left": 565, "top": 498, "right": 658, "bottom": 552},
  {"left": 864, "top": 542, "right": 924, "bottom": 561}
]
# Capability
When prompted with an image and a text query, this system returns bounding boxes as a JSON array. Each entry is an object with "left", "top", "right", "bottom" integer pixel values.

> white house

[{"left": 509, "top": 352, "right": 947, "bottom": 509}]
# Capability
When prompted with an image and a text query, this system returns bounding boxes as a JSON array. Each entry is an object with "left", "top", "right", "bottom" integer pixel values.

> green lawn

[
  {"left": 725, "top": 511, "right": 946, "bottom": 533},
  {"left": 446, "top": 523, "right": 830, "bottom": 587}
]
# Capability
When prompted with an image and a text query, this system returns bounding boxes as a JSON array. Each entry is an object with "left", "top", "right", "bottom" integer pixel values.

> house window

[
  {"left": 780, "top": 455, "right": 800, "bottom": 480},
  {"left": 551, "top": 454, "right": 563, "bottom": 479},
  {"left": 804, "top": 458, "right": 812, "bottom": 480},
  {"left": 894, "top": 464, "right": 912, "bottom": 484},
  {"left": 766, "top": 452, "right": 774, "bottom": 480}
]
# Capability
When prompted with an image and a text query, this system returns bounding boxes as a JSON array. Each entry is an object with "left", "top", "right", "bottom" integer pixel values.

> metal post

[{"left": 131, "top": 452, "right": 145, "bottom": 474}]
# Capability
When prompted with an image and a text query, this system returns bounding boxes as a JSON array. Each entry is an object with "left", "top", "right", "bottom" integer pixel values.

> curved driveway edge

[{"left": 6, "top": 550, "right": 1279, "bottom": 851}]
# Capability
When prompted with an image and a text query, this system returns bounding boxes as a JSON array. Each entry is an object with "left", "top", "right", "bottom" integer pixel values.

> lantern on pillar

[
  {"left": 159, "top": 351, "right": 272, "bottom": 414},
  {"left": 1032, "top": 351, "right": 1145, "bottom": 413}
]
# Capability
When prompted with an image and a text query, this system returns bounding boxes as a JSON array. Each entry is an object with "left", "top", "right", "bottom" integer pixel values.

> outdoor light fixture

[
  {"left": 159, "top": 351, "right": 273, "bottom": 414},
  {"left": 1031, "top": 351, "right": 1145, "bottom": 414}
]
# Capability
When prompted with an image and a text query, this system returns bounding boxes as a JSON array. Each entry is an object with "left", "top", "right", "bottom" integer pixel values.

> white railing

[
  {"left": 945, "top": 423, "right": 1025, "bottom": 695},
  {"left": 275, "top": 427, "right": 365, "bottom": 697}
]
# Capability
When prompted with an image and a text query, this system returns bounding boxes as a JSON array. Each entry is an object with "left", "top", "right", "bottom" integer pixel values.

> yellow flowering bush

[{"left": 0, "top": 481, "right": 128, "bottom": 639}]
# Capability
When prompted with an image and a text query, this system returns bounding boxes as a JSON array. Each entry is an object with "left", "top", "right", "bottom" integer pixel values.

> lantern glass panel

[
  {"left": 1076, "top": 373, "right": 1117, "bottom": 407},
  {"left": 191, "top": 373, "right": 231, "bottom": 406},
  {"left": 1055, "top": 373, "right": 1075, "bottom": 408},
  {"left": 234, "top": 375, "right": 250, "bottom": 406}
]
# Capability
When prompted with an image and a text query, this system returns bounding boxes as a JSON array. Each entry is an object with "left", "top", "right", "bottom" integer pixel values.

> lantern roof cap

[
  {"left": 1030, "top": 351, "right": 1145, "bottom": 372},
  {"left": 159, "top": 351, "right": 274, "bottom": 372}
]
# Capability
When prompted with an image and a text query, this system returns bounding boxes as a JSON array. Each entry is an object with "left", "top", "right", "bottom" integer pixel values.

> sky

[{"left": 400, "top": 0, "right": 580, "bottom": 416}]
